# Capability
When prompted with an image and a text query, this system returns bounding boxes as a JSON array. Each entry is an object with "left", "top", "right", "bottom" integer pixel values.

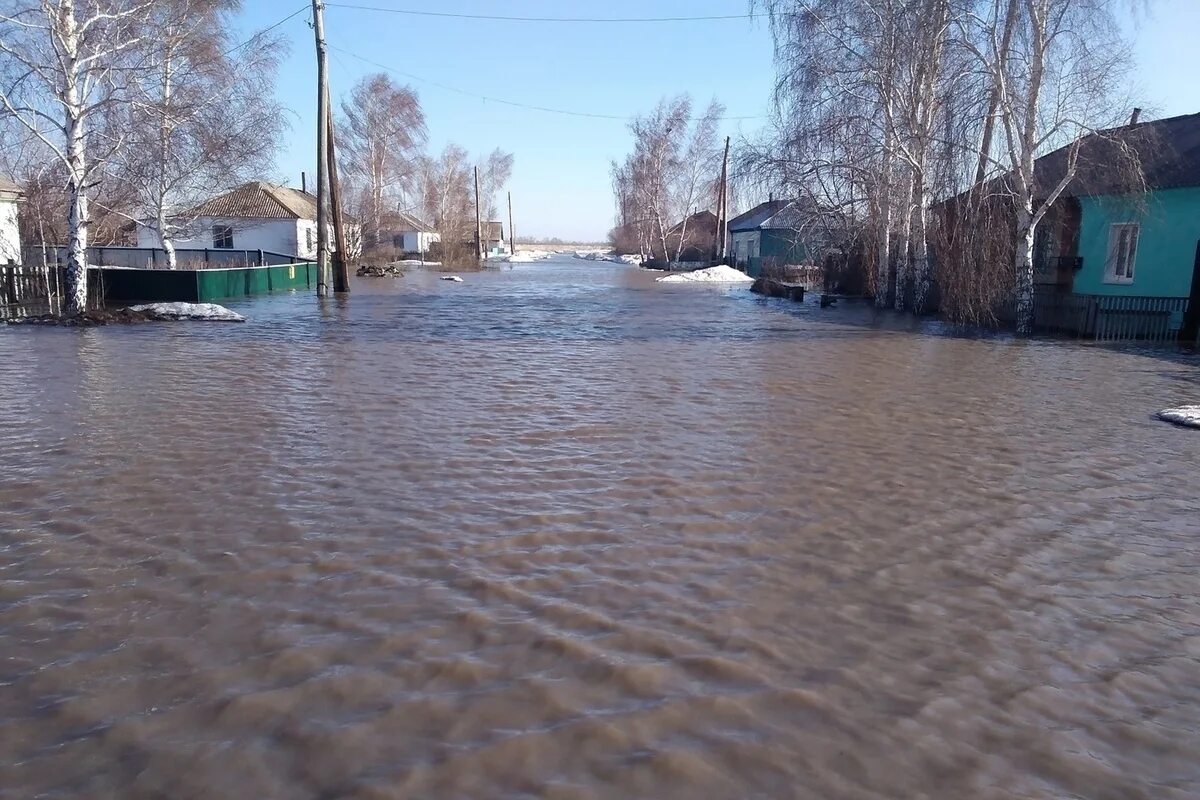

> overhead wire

[
  {"left": 222, "top": 4, "right": 310, "bottom": 58},
  {"left": 324, "top": 4, "right": 772, "bottom": 23},
  {"left": 327, "top": 45, "right": 765, "bottom": 123}
]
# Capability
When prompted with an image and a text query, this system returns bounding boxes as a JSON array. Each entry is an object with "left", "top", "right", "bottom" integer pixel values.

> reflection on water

[{"left": 2, "top": 258, "right": 1199, "bottom": 799}]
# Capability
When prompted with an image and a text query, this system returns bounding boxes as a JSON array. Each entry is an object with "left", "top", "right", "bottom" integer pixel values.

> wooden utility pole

[
  {"left": 716, "top": 135, "right": 730, "bottom": 263},
  {"left": 326, "top": 103, "right": 350, "bottom": 292},
  {"left": 474, "top": 166, "right": 484, "bottom": 263},
  {"left": 507, "top": 192, "right": 515, "bottom": 257},
  {"left": 312, "top": 0, "right": 330, "bottom": 295}
]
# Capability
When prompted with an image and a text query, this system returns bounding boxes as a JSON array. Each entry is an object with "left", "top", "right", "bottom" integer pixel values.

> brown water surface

[{"left": 2, "top": 258, "right": 1199, "bottom": 799}]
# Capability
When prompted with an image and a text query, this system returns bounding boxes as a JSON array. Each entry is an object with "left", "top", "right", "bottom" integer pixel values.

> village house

[
  {"left": 387, "top": 210, "right": 440, "bottom": 256},
  {"left": 0, "top": 175, "right": 23, "bottom": 264},
  {"left": 729, "top": 200, "right": 821, "bottom": 277},
  {"left": 938, "top": 111, "right": 1200, "bottom": 339},
  {"left": 137, "top": 181, "right": 335, "bottom": 259},
  {"left": 660, "top": 210, "right": 719, "bottom": 264},
  {"left": 462, "top": 221, "right": 510, "bottom": 257},
  {"left": 1032, "top": 112, "right": 1200, "bottom": 300}
]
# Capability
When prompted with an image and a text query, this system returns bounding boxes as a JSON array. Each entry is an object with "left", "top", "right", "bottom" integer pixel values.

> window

[
  {"left": 306, "top": 227, "right": 315, "bottom": 254},
  {"left": 1105, "top": 223, "right": 1138, "bottom": 284},
  {"left": 212, "top": 224, "right": 233, "bottom": 249}
]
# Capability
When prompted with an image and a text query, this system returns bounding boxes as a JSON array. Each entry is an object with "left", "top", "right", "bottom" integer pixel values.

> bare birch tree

[
  {"left": 611, "top": 95, "right": 724, "bottom": 264},
  {"left": 0, "top": 0, "right": 148, "bottom": 314},
  {"left": 109, "top": 0, "right": 285, "bottom": 268},
  {"left": 338, "top": 73, "right": 425, "bottom": 251}
]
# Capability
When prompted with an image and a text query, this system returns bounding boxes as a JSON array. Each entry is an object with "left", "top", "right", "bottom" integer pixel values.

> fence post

[
  {"left": 204, "top": 248, "right": 209, "bottom": 267},
  {"left": 258, "top": 249, "right": 264, "bottom": 267}
]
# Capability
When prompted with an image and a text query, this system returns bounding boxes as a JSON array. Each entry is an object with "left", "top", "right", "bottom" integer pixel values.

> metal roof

[
  {"left": 186, "top": 181, "right": 318, "bottom": 219},
  {"left": 728, "top": 200, "right": 791, "bottom": 232},
  {"left": 0, "top": 175, "right": 22, "bottom": 199},
  {"left": 393, "top": 210, "right": 435, "bottom": 233},
  {"left": 1035, "top": 111, "right": 1200, "bottom": 197}
]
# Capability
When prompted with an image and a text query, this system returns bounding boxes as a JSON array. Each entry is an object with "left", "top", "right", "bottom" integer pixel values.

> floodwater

[{"left": 2, "top": 256, "right": 1199, "bottom": 799}]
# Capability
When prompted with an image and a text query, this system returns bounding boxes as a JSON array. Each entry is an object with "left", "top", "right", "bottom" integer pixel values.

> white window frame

[
  {"left": 1104, "top": 222, "right": 1138, "bottom": 285},
  {"left": 212, "top": 224, "right": 234, "bottom": 249}
]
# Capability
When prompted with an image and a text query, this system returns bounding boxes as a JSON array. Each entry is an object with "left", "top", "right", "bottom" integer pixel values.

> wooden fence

[
  {"left": 1033, "top": 288, "right": 1193, "bottom": 344},
  {"left": 0, "top": 264, "right": 62, "bottom": 307}
]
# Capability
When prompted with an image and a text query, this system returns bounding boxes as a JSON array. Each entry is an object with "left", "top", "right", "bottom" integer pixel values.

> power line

[
  {"left": 328, "top": 45, "right": 765, "bottom": 122},
  {"left": 222, "top": 4, "right": 310, "bottom": 58},
  {"left": 325, "top": 3, "right": 770, "bottom": 23}
]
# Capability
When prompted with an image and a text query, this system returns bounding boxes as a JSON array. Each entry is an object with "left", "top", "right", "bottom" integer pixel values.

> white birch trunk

[
  {"left": 894, "top": 169, "right": 914, "bottom": 312},
  {"left": 63, "top": 7, "right": 89, "bottom": 316},
  {"left": 1014, "top": 206, "right": 1036, "bottom": 335}
]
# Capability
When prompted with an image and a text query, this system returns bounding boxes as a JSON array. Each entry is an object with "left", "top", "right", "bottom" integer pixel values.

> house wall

[
  {"left": 731, "top": 231, "right": 760, "bottom": 265},
  {"left": 1073, "top": 187, "right": 1200, "bottom": 297},
  {"left": 0, "top": 199, "right": 19, "bottom": 263},
  {"left": 137, "top": 217, "right": 302, "bottom": 256},
  {"left": 760, "top": 230, "right": 812, "bottom": 264}
]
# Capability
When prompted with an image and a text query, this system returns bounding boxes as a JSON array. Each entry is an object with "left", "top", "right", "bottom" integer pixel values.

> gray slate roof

[
  {"left": 187, "top": 181, "right": 318, "bottom": 219},
  {"left": 1034, "top": 111, "right": 1200, "bottom": 198},
  {"left": 0, "top": 175, "right": 22, "bottom": 199},
  {"left": 394, "top": 210, "right": 435, "bottom": 233},
  {"left": 728, "top": 200, "right": 792, "bottom": 232}
]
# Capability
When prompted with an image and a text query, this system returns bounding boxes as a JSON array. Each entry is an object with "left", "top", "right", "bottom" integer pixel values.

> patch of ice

[
  {"left": 1157, "top": 406, "right": 1200, "bottom": 429},
  {"left": 572, "top": 250, "right": 644, "bottom": 265},
  {"left": 127, "top": 302, "right": 245, "bottom": 321},
  {"left": 441, "top": 275, "right": 464, "bottom": 282},
  {"left": 656, "top": 265, "right": 754, "bottom": 284},
  {"left": 493, "top": 250, "right": 554, "bottom": 263}
]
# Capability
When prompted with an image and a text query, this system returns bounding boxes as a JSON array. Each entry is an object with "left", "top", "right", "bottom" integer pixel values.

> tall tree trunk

[
  {"left": 975, "top": 0, "right": 1021, "bottom": 186},
  {"left": 1014, "top": 205, "right": 1036, "bottom": 335},
  {"left": 913, "top": 182, "right": 932, "bottom": 313},
  {"left": 157, "top": 46, "right": 177, "bottom": 269},
  {"left": 875, "top": 141, "right": 894, "bottom": 308},
  {"left": 157, "top": 204, "right": 176, "bottom": 269},
  {"left": 64, "top": 53, "right": 89, "bottom": 315},
  {"left": 894, "top": 168, "right": 914, "bottom": 312}
]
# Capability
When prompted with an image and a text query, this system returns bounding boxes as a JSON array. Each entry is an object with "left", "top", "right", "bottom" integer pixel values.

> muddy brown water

[{"left": 2, "top": 257, "right": 1199, "bottom": 799}]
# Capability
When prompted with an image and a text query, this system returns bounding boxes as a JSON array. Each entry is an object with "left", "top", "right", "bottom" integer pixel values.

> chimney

[
  {"left": 1130, "top": 108, "right": 1142, "bottom": 126},
  {"left": 301, "top": 171, "right": 307, "bottom": 193}
]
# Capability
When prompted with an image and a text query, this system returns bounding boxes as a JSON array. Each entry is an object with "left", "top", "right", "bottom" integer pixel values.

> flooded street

[{"left": 2, "top": 257, "right": 1199, "bottom": 798}]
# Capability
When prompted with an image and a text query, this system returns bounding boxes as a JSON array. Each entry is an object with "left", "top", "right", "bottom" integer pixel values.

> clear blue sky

[{"left": 233, "top": 0, "right": 1200, "bottom": 242}]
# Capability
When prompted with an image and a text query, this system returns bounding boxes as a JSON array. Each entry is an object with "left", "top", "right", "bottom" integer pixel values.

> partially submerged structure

[{"left": 936, "top": 111, "right": 1200, "bottom": 341}]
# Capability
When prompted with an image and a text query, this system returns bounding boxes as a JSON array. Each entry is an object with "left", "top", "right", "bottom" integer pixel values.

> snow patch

[
  {"left": 656, "top": 265, "right": 754, "bottom": 284},
  {"left": 1157, "top": 406, "right": 1200, "bottom": 429},
  {"left": 493, "top": 250, "right": 554, "bottom": 263},
  {"left": 127, "top": 302, "right": 245, "bottom": 321},
  {"left": 572, "top": 250, "right": 643, "bottom": 265}
]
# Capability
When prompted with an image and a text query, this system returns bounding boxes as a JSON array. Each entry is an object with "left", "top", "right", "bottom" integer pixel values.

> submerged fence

[{"left": 1033, "top": 288, "right": 1194, "bottom": 344}]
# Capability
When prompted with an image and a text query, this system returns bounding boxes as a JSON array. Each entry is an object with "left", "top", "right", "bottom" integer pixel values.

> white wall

[
  {"left": 0, "top": 199, "right": 20, "bottom": 264},
  {"left": 137, "top": 216, "right": 300, "bottom": 256},
  {"left": 396, "top": 231, "right": 439, "bottom": 253}
]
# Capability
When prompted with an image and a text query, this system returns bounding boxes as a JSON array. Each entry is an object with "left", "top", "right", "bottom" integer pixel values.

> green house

[
  {"left": 729, "top": 200, "right": 817, "bottom": 277},
  {"left": 1029, "top": 112, "right": 1200, "bottom": 338}
]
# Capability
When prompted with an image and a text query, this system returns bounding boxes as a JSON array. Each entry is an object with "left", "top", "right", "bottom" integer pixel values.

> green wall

[
  {"left": 760, "top": 230, "right": 811, "bottom": 264},
  {"left": 1074, "top": 187, "right": 1200, "bottom": 297},
  {"left": 196, "top": 262, "right": 314, "bottom": 300},
  {"left": 98, "top": 262, "right": 315, "bottom": 304}
]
